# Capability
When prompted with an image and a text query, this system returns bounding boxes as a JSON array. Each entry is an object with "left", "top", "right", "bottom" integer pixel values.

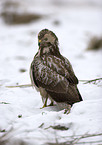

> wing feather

[
  {"left": 31, "top": 56, "right": 69, "bottom": 93},
  {"left": 45, "top": 55, "right": 78, "bottom": 84}
]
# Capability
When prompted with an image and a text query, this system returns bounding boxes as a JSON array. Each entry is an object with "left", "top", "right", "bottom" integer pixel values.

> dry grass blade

[
  {"left": 6, "top": 84, "right": 32, "bottom": 88},
  {"left": 79, "top": 78, "right": 102, "bottom": 84},
  {"left": 72, "top": 132, "right": 102, "bottom": 144}
]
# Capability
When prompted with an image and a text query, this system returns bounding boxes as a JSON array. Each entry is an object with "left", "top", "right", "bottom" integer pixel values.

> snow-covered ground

[{"left": 0, "top": 0, "right": 102, "bottom": 144}]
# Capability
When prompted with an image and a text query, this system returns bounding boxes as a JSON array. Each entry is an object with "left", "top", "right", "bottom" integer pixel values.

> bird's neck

[{"left": 39, "top": 45, "right": 61, "bottom": 57}]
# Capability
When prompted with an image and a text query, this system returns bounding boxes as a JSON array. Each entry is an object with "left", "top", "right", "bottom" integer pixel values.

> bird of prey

[{"left": 30, "top": 29, "right": 83, "bottom": 109}]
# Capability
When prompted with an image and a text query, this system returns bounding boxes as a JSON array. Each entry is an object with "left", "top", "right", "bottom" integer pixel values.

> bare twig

[
  {"left": 6, "top": 84, "right": 32, "bottom": 88},
  {"left": 0, "top": 102, "right": 10, "bottom": 104},
  {"left": 75, "top": 140, "right": 102, "bottom": 144},
  {"left": 72, "top": 132, "right": 102, "bottom": 144},
  {"left": 46, "top": 132, "right": 102, "bottom": 145},
  {"left": 79, "top": 77, "right": 102, "bottom": 84}
]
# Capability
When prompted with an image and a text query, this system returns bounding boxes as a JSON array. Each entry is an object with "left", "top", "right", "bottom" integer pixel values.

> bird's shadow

[
  {"left": 40, "top": 105, "right": 63, "bottom": 112},
  {"left": 40, "top": 105, "right": 71, "bottom": 114}
]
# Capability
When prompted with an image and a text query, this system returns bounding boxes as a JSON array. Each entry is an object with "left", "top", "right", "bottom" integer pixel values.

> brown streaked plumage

[{"left": 30, "top": 29, "right": 83, "bottom": 108}]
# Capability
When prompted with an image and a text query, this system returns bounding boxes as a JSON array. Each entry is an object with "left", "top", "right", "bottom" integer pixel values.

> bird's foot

[
  {"left": 64, "top": 105, "right": 71, "bottom": 114},
  {"left": 40, "top": 104, "right": 47, "bottom": 109},
  {"left": 48, "top": 101, "right": 54, "bottom": 106},
  {"left": 40, "top": 101, "right": 54, "bottom": 109},
  {"left": 40, "top": 97, "right": 48, "bottom": 109},
  {"left": 64, "top": 109, "right": 70, "bottom": 114}
]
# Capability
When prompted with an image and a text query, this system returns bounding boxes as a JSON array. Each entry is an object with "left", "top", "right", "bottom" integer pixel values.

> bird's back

[{"left": 30, "top": 53, "right": 82, "bottom": 106}]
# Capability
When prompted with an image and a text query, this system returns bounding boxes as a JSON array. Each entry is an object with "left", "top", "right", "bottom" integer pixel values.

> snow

[{"left": 0, "top": 0, "right": 102, "bottom": 144}]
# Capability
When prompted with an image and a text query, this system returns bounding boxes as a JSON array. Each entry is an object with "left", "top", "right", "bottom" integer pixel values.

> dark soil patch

[
  {"left": 1, "top": 12, "right": 43, "bottom": 25},
  {"left": 87, "top": 36, "right": 102, "bottom": 50}
]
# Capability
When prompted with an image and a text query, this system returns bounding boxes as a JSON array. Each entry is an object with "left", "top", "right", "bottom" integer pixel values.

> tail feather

[{"left": 76, "top": 87, "right": 83, "bottom": 101}]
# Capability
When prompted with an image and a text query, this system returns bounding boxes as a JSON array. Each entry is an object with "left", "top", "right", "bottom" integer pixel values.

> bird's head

[{"left": 38, "top": 29, "right": 60, "bottom": 56}]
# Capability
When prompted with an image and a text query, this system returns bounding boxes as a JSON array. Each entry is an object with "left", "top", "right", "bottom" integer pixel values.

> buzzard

[{"left": 30, "top": 29, "right": 82, "bottom": 109}]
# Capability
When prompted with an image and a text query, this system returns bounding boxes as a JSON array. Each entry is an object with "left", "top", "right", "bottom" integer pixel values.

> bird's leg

[
  {"left": 41, "top": 97, "right": 48, "bottom": 108},
  {"left": 48, "top": 100, "right": 54, "bottom": 106}
]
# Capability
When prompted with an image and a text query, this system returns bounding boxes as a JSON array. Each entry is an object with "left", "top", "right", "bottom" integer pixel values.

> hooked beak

[{"left": 38, "top": 39, "right": 41, "bottom": 46}]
